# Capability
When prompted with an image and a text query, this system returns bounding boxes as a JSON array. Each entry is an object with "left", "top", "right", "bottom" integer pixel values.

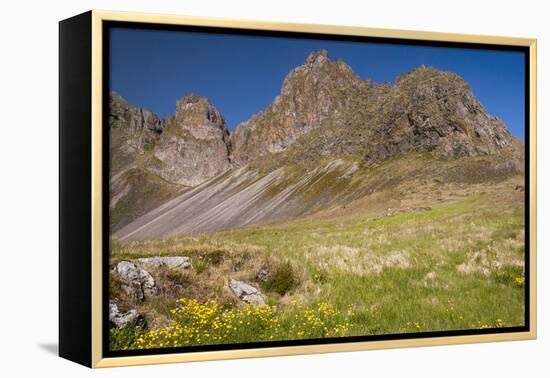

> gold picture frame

[{"left": 59, "top": 9, "right": 537, "bottom": 368}]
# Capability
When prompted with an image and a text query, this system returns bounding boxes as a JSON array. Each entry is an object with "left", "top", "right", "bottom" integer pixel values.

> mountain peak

[
  {"left": 396, "top": 65, "right": 466, "bottom": 88},
  {"left": 174, "top": 94, "right": 227, "bottom": 132},
  {"left": 231, "top": 49, "right": 364, "bottom": 165},
  {"left": 109, "top": 90, "right": 125, "bottom": 101},
  {"left": 109, "top": 91, "right": 132, "bottom": 111},
  {"left": 305, "top": 49, "right": 329, "bottom": 65},
  {"left": 176, "top": 93, "right": 212, "bottom": 108}
]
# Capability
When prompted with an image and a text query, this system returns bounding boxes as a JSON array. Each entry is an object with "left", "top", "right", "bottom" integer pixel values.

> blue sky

[{"left": 110, "top": 27, "right": 525, "bottom": 139}]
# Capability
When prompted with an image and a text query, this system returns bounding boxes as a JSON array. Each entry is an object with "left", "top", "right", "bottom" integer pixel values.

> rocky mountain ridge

[
  {"left": 232, "top": 50, "right": 512, "bottom": 167},
  {"left": 109, "top": 49, "right": 521, "bottom": 235},
  {"left": 110, "top": 49, "right": 514, "bottom": 185}
]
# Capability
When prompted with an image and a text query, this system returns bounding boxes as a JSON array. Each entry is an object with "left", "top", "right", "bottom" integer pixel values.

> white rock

[
  {"left": 229, "top": 279, "right": 266, "bottom": 306},
  {"left": 109, "top": 301, "right": 141, "bottom": 328},
  {"left": 115, "top": 261, "right": 157, "bottom": 301},
  {"left": 136, "top": 256, "right": 191, "bottom": 269}
]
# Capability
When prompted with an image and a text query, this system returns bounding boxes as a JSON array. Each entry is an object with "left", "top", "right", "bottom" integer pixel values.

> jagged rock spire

[{"left": 305, "top": 49, "right": 329, "bottom": 65}]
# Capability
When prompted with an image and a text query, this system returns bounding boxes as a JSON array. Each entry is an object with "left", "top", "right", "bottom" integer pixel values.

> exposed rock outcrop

[
  {"left": 363, "top": 66, "right": 512, "bottom": 160},
  {"left": 231, "top": 50, "right": 367, "bottom": 165},
  {"left": 148, "top": 95, "right": 231, "bottom": 186},
  {"left": 109, "top": 301, "right": 142, "bottom": 328},
  {"left": 136, "top": 256, "right": 191, "bottom": 269},
  {"left": 229, "top": 279, "right": 266, "bottom": 306},
  {"left": 109, "top": 92, "right": 164, "bottom": 161},
  {"left": 114, "top": 261, "right": 157, "bottom": 301}
]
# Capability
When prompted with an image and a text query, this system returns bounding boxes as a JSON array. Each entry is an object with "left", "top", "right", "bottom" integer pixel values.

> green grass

[
  {"left": 109, "top": 326, "right": 147, "bottom": 351},
  {"left": 110, "top": 180, "right": 525, "bottom": 350}
]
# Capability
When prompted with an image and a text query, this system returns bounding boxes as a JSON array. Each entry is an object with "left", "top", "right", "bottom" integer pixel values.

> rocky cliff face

[
  {"left": 147, "top": 95, "right": 231, "bottom": 186},
  {"left": 109, "top": 92, "right": 164, "bottom": 175},
  {"left": 231, "top": 50, "right": 369, "bottom": 165},
  {"left": 109, "top": 92, "right": 164, "bottom": 147},
  {"left": 364, "top": 66, "right": 512, "bottom": 160}
]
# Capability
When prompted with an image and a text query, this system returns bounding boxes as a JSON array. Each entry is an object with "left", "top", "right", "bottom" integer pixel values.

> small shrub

[{"left": 261, "top": 260, "right": 299, "bottom": 295}]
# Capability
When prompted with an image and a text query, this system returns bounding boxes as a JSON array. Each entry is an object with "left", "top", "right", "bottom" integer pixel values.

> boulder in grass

[
  {"left": 229, "top": 279, "right": 266, "bottom": 306},
  {"left": 136, "top": 256, "right": 191, "bottom": 269},
  {"left": 109, "top": 301, "right": 141, "bottom": 328},
  {"left": 114, "top": 261, "right": 157, "bottom": 301}
]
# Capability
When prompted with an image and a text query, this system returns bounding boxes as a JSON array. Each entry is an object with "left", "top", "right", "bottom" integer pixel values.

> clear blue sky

[{"left": 109, "top": 27, "right": 525, "bottom": 139}]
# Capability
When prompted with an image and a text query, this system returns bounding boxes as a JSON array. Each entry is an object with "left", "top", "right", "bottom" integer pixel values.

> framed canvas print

[{"left": 59, "top": 10, "right": 537, "bottom": 368}]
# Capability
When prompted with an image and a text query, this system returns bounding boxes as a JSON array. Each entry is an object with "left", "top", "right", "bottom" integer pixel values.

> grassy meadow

[{"left": 109, "top": 176, "right": 525, "bottom": 350}]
